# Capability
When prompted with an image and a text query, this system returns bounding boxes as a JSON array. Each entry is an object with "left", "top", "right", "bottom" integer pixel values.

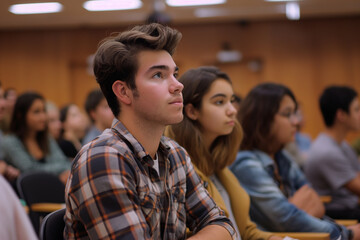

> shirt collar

[{"left": 111, "top": 118, "right": 170, "bottom": 161}]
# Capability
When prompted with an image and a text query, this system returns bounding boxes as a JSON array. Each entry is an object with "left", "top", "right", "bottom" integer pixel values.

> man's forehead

[{"left": 137, "top": 50, "right": 176, "bottom": 71}]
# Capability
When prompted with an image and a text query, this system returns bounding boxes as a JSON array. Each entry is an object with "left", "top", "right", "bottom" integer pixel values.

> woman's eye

[
  {"left": 173, "top": 72, "right": 179, "bottom": 79},
  {"left": 215, "top": 100, "right": 224, "bottom": 105}
]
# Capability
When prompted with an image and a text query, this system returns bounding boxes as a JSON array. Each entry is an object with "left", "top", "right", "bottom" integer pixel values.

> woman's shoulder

[{"left": 2, "top": 134, "right": 21, "bottom": 144}]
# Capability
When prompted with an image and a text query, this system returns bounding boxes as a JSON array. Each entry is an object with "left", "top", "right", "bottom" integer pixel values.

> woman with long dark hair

[
  {"left": 230, "top": 83, "right": 359, "bottom": 240},
  {"left": 2, "top": 92, "right": 70, "bottom": 184}
]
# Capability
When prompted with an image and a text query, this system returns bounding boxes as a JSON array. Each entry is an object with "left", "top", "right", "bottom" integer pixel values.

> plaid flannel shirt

[{"left": 64, "top": 119, "right": 235, "bottom": 239}]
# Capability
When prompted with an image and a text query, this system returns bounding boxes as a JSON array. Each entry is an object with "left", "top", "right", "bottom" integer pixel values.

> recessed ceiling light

[
  {"left": 286, "top": 2, "right": 300, "bottom": 20},
  {"left": 9, "top": 2, "right": 63, "bottom": 15},
  {"left": 166, "top": 0, "right": 226, "bottom": 7},
  {"left": 83, "top": 0, "right": 142, "bottom": 12}
]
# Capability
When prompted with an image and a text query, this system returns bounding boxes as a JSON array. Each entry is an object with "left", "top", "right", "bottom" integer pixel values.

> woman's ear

[
  {"left": 112, "top": 80, "right": 131, "bottom": 105},
  {"left": 185, "top": 104, "right": 199, "bottom": 121}
]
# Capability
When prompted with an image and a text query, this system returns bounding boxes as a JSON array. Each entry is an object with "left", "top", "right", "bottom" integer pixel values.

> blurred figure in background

[
  {"left": 231, "top": 83, "right": 358, "bottom": 240},
  {"left": 0, "top": 82, "right": 20, "bottom": 182},
  {"left": 82, "top": 88, "right": 114, "bottom": 145},
  {"left": 0, "top": 175, "right": 37, "bottom": 240},
  {"left": 46, "top": 101, "right": 62, "bottom": 141},
  {"left": 2, "top": 92, "right": 70, "bottom": 184},
  {"left": 305, "top": 86, "right": 360, "bottom": 221},
  {"left": 0, "top": 87, "right": 17, "bottom": 134},
  {"left": 58, "top": 103, "right": 88, "bottom": 159},
  {"left": 285, "top": 103, "right": 312, "bottom": 168}
]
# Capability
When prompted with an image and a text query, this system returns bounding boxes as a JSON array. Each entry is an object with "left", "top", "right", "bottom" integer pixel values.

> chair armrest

[
  {"left": 30, "top": 203, "right": 65, "bottom": 212},
  {"left": 274, "top": 232, "right": 330, "bottom": 240}
]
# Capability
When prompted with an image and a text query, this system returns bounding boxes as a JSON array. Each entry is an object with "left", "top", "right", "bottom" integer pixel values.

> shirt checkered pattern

[{"left": 64, "top": 119, "right": 235, "bottom": 239}]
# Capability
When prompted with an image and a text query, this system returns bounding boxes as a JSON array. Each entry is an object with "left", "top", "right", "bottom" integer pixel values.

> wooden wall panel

[{"left": 0, "top": 17, "right": 359, "bottom": 141}]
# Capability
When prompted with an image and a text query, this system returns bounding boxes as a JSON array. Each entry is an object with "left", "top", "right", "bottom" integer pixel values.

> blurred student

[
  {"left": 0, "top": 81, "right": 19, "bottom": 181},
  {"left": 64, "top": 23, "right": 235, "bottom": 239},
  {"left": 46, "top": 101, "right": 62, "bottom": 141},
  {"left": 230, "top": 83, "right": 360, "bottom": 240},
  {"left": 58, "top": 103, "right": 88, "bottom": 158},
  {"left": 166, "top": 66, "right": 282, "bottom": 240},
  {"left": 305, "top": 86, "right": 360, "bottom": 220},
  {"left": 0, "top": 175, "right": 37, "bottom": 240},
  {"left": 2, "top": 92, "right": 70, "bottom": 184},
  {"left": 82, "top": 88, "right": 113, "bottom": 145}
]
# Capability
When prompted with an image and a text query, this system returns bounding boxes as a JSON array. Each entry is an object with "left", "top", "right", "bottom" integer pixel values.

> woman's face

[
  {"left": 47, "top": 108, "right": 61, "bottom": 140},
  {"left": 26, "top": 99, "right": 47, "bottom": 132},
  {"left": 63, "top": 105, "right": 88, "bottom": 137},
  {"left": 270, "top": 95, "right": 299, "bottom": 147},
  {"left": 190, "top": 79, "right": 237, "bottom": 145}
]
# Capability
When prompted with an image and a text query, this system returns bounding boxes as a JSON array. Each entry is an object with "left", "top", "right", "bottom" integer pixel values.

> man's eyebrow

[{"left": 146, "top": 65, "right": 178, "bottom": 73}]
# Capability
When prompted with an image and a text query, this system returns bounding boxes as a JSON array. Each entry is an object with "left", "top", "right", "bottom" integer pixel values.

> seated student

[
  {"left": 166, "top": 66, "right": 282, "bottom": 240},
  {"left": 46, "top": 101, "right": 62, "bottom": 141},
  {"left": 230, "top": 83, "right": 360, "bottom": 240},
  {"left": 2, "top": 92, "right": 70, "bottom": 184},
  {"left": 0, "top": 82, "right": 19, "bottom": 182},
  {"left": 305, "top": 86, "right": 360, "bottom": 220},
  {"left": 64, "top": 23, "right": 236, "bottom": 239},
  {"left": 58, "top": 103, "right": 87, "bottom": 158},
  {"left": 0, "top": 175, "right": 37, "bottom": 240},
  {"left": 82, "top": 88, "right": 114, "bottom": 145}
]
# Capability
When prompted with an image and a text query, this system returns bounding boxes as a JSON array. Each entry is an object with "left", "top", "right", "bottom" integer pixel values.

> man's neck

[
  {"left": 118, "top": 114, "right": 163, "bottom": 159},
  {"left": 324, "top": 124, "right": 348, "bottom": 144}
]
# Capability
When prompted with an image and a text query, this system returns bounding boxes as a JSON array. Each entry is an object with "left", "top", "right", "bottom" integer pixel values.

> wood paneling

[{"left": 0, "top": 17, "right": 359, "bottom": 141}]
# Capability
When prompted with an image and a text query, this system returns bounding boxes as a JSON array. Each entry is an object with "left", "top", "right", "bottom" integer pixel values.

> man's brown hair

[{"left": 93, "top": 23, "right": 182, "bottom": 117}]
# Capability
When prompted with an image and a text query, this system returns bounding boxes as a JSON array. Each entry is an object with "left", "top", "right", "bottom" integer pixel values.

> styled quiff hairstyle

[
  {"left": 166, "top": 66, "right": 243, "bottom": 176},
  {"left": 93, "top": 23, "right": 182, "bottom": 117},
  {"left": 239, "top": 83, "right": 297, "bottom": 153}
]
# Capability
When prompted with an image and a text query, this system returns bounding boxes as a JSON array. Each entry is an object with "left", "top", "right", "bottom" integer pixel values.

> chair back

[
  {"left": 40, "top": 208, "right": 66, "bottom": 240},
  {"left": 17, "top": 171, "right": 65, "bottom": 234}
]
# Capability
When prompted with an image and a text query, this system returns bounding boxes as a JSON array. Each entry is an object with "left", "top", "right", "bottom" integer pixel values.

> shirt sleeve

[
  {"left": 230, "top": 156, "right": 342, "bottom": 240},
  {"left": 308, "top": 150, "right": 357, "bottom": 190},
  {"left": 183, "top": 152, "right": 236, "bottom": 239},
  {"left": 65, "top": 145, "right": 152, "bottom": 240}
]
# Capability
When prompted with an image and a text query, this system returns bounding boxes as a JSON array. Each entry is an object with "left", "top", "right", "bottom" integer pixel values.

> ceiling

[{"left": 1, "top": 0, "right": 360, "bottom": 30}]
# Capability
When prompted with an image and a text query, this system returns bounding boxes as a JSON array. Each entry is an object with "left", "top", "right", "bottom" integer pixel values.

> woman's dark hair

[
  {"left": 238, "top": 82, "right": 297, "bottom": 153},
  {"left": 10, "top": 91, "right": 49, "bottom": 154}
]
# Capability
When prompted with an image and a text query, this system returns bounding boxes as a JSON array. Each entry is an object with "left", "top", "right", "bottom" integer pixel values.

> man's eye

[{"left": 153, "top": 72, "right": 162, "bottom": 79}]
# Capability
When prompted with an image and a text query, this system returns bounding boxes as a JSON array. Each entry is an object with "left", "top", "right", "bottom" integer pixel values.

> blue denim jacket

[{"left": 230, "top": 149, "right": 347, "bottom": 240}]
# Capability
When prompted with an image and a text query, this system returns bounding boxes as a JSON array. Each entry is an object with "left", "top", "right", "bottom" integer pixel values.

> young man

[
  {"left": 64, "top": 23, "right": 235, "bottom": 239},
  {"left": 305, "top": 86, "right": 360, "bottom": 221},
  {"left": 82, "top": 88, "right": 113, "bottom": 145}
]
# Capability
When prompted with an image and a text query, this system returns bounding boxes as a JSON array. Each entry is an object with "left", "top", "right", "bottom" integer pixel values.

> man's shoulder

[
  {"left": 79, "top": 129, "right": 132, "bottom": 159},
  {"left": 309, "top": 134, "right": 342, "bottom": 159}
]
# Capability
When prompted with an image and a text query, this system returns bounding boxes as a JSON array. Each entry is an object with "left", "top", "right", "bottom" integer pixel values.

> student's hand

[
  {"left": 59, "top": 170, "right": 70, "bottom": 185},
  {"left": 289, "top": 184, "right": 325, "bottom": 218},
  {"left": 4, "top": 165, "right": 20, "bottom": 181},
  {"left": 348, "top": 224, "right": 360, "bottom": 240}
]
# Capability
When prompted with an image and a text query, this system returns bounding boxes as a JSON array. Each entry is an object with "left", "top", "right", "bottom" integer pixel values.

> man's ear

[
  {"left": 112, "top": 80, "right": 131, "bottom": 105},
  {"left": 336, "top": 109, "right": 348, "bottom": 123},
  {"left": 185, "top": 103, "right": 199, "bottom": 120}
]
